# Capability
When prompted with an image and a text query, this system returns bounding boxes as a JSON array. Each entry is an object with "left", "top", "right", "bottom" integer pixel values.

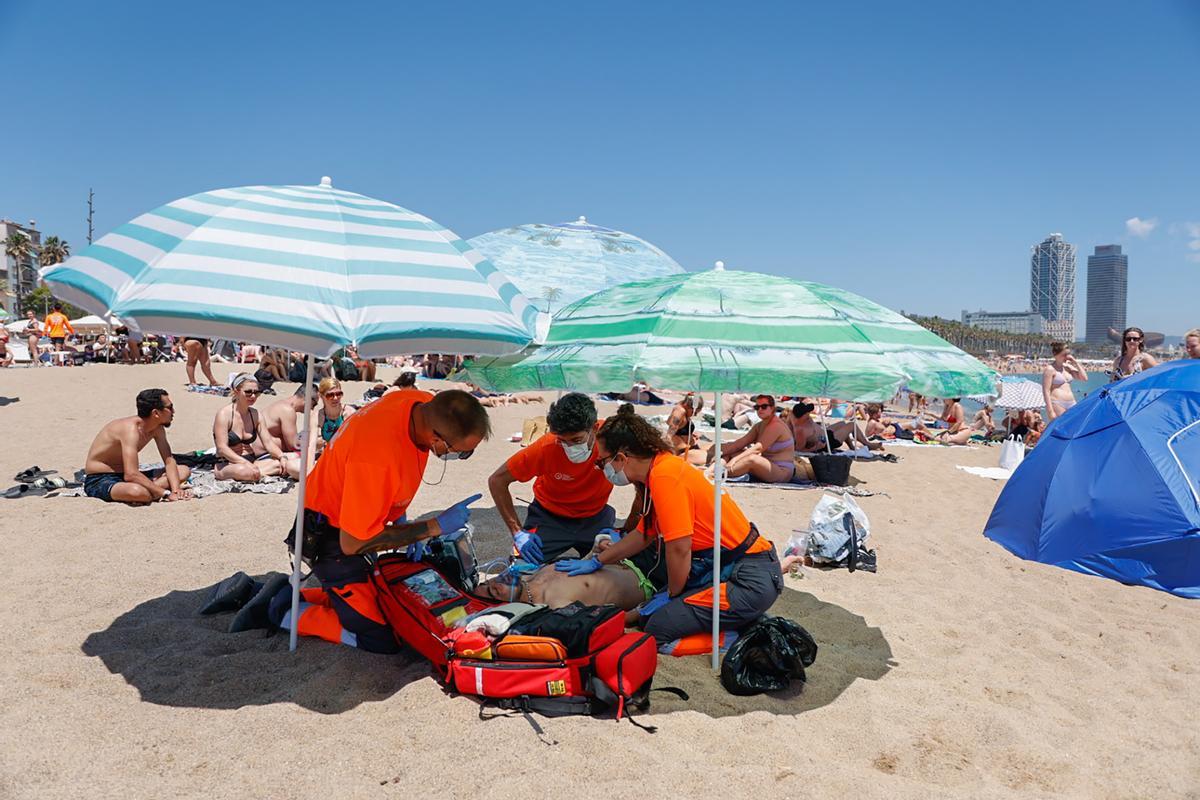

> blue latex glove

[
  {"left": 435, "top": 493, "right": 483, "bottom": 534},
  {"left": 598, "top": 527, "right": 622, "bottom": 544},
  {"left": 406, "top": 537, "right": 436, "bottom": 562},
  {"left": 639, "top": 591, "right": 671, "bottom": 617},
  {"left": 514, "top": 530, "right": 543, "bottom": 564},
  {"left": 554, "top": 556, "right": 603, "bottom": 576}
]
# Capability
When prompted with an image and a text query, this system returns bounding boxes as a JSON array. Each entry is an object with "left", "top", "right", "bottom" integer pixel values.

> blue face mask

[{"left": 602, "top": 460, "right": 630, "bottom": 487}]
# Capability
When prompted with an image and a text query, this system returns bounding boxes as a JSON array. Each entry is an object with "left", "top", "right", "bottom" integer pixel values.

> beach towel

[
  {"left": 57, "top": 465, "right": 293, "bottom": 498},
  {"left": 186, "top": 384, "right": 231, "bottom": 397},
  {"left": 955, "top": 465, "right": 1012, "bottom": 481}
]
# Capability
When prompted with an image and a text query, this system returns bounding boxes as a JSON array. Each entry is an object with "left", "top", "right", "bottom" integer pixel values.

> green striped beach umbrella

[
  {"left": 460, "top": 264, "right": 997, "bottom": 400},
  {"left": 41, "top": 178, "right": 537, "bottom": 357},
  {"left": 42, "top": 178, "right": 537, "bottom": 653},
  {"left": 459, "top": 263, "right": 996, "bottom": 670}
]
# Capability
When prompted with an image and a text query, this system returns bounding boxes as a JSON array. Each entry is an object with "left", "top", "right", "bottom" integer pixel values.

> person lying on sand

[
  {"left": 83, "top": 388, "right": 192, "bottom": 504},
  {"left": 474, "top": 537, "right": 658, "bottom": 612}
]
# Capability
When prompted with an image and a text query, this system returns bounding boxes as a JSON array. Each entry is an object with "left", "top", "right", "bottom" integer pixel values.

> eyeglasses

[
  {"left": 595, "top": 452, "right": 620, "bottom": 471},
  {"left": 434, "top": 429, "right": 473, "bottom": 460},
  {"left": 323, "top": 391, "right": 343, "bottom": 399},
  {"left": 161, "top": 405, "right": 175, "bottom": 412},
  {"left": 755, "top": 403, "right": 774, "bottom": 410},
  {"left": 1124, "top": 336, "right": 1142, "bottom": 342}
]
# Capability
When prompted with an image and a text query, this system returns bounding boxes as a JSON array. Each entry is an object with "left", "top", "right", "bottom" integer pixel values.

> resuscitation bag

[{"left": 720, "top": 615, "right": 818, "bottom": 696}]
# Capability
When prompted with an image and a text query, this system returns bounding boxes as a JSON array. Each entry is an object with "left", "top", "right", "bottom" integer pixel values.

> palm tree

[
  {"left": 38, "top": 235, "right": 70, "bottom": 267},
  {"left": 4, "top": 231, "right": 34, "bottom": 305},
  {"left": 541, "top": 286, "right": 564, "bottom": 315}
]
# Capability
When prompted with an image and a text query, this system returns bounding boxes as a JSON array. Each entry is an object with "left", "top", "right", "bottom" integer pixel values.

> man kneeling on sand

[{"left": 83, "top": 388, "right": 193, "bottom": 504}]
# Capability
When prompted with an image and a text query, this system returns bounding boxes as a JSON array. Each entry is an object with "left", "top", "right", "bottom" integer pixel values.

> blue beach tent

[{"left": 984, "top": 360, "right": 1200, "bottom": 597}]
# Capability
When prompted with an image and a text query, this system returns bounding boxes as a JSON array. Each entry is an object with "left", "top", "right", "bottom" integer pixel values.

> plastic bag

[
  {"left": 720, "top": 616, "right": 818, "bottom": 696},
  {"left": 998, "top": 435, "right": 1024, "bottom": 472},
  {"left": 805, "top": 493, "right": 870, "bottom": 564}
]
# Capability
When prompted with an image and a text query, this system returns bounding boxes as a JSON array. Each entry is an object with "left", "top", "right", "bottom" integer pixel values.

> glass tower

[
  {"left": 1030, "top": 233, "right": 1077, "bottom": 342},
  {"left": 1085, "top": 245, "right": 1128, "bottom": 345}
]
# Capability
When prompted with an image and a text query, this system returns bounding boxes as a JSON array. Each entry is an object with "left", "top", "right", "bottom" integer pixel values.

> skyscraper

[
  {"left": 1085, "top": 245, "right": 1128, "bottom": 345},
  {"left": 1030, "top": 233, "right": 1076, "bottom": 342}
]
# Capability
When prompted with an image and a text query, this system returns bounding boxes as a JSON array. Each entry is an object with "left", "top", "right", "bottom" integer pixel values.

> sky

[{"left": 2, "top": 1, "right": 1198, "bottom": 337}]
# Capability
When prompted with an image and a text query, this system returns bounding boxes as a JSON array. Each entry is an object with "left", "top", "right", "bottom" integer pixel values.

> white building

[
  {"left": 0, "top": 219, "right": 42, "bottom": 317},
  {"left": 961, "top": 309, "right": 1045, "bottom": 335}
]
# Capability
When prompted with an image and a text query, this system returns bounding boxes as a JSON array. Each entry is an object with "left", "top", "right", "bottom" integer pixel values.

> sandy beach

[{"left": 1, "top": 362, "right": 1196, "bottom": 799}]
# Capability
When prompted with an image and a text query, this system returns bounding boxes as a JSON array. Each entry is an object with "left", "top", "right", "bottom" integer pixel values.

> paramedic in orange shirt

[
  {"left": 555, "top": 405, "right": 783, "bottom": 645},
  {"left": 43, "top": 303, "right": 74, "bottom": 353},
  {"left": 489, "top": 393, "right": 630, "bottom": 564},
  {"left": 213, "top": 389, "right": 491, "bottom": 653}
]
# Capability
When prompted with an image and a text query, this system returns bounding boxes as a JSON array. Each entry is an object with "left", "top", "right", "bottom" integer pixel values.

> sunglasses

[
  {"left": 1125, "top": 336, "right": 1142, "bottom": 342},
  {"left": 323, "top": 391, "right": 343, "bottom": 399},
  {"left": 755, "top": 403, "right": 774, "bottom": 410},
  {"left": 241, "top": 389, "right": 261, "bottom": 396},
  {"left": 161, "top": 405, "right": 175, "bottom": 412}
]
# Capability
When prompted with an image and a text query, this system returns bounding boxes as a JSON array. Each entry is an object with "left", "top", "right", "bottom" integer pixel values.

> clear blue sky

[{"left": 3, "top": 1, "right": 1197, "bottom": 336}]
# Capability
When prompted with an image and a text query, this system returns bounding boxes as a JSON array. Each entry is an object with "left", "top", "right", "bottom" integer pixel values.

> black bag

[
  {"left": 720, "top": 616, "right": 818, "bottom": 696},
  {"left": 287, "top": 361, "right": 307, "bottom": 382},
  {"left": 334, "top": 358, "right": 360, "bottom": 381},
  {"left": 507, "top": 602, "right": 625, "bottom": 659},
  {"left": 810, "top": 454, "right": 851, "bottom": 486}
]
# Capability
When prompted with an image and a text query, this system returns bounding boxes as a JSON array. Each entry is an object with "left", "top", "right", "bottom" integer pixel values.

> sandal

[{"left": 14, "top": 466, "right": 56, "bottom": 484}]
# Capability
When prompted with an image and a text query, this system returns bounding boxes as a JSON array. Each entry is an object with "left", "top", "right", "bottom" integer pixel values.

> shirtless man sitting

[
  {"left": 83, "top": 388, "right": 192, "bottom": 504},
  {"left": 260, "top": 384, "right": 316, "bottom": 454},
  {"left": 791, "top": 399, "right": 882, "bottom": 452}
]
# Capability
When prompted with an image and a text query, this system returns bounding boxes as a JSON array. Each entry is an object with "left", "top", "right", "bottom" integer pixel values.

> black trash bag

[{"left": 720, "top": 616, "right": 818, "bottom": 696}]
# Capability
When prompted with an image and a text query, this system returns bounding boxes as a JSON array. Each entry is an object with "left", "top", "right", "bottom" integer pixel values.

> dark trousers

[
  {"left": 644, "top": 547, "right": 783, "bottom": 644},
  {"left": 523, "top": 501, "right": 617, "bottom": 560}
]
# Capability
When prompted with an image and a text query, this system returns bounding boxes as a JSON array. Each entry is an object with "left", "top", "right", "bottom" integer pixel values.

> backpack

[{"left": 369, "top": 554, "right": 674, "bottom": 726}]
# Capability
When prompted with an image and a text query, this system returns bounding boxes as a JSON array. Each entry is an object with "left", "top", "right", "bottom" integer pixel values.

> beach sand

[{"left": 0, "top": 363, "right": 1196, "bottom": 799}]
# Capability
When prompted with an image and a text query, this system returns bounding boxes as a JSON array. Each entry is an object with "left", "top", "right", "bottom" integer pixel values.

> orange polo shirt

[
  {"left": 506, "top": 423, "right": 613, "bottom": 518},
  {"left": 44, "top": 312, "right": 72, "bottom": 338},
  {"left": 643, "top": 452, "right": 770, "bottom": 554},
  {"left": 305, "top": 390, "right": 432, "bottom": 540}
]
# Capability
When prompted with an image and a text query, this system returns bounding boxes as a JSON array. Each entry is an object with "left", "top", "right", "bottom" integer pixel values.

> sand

[{"left": 0, "top": 362, "right": 1196, "bottom": 799}]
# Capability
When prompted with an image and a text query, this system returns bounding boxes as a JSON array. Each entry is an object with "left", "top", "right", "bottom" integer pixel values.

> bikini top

[
  {"left": 1051, "top": 368, "right": 1072, "bottom": 386},
  {"left": 227, "top": 408, "right": 258, "bottom": 447},
  {"left": 320, "top": 408, "right": 345, "bottom": 442},
  {"left": 1113, "top": 356, "right": 1144, "bottom": 380}
]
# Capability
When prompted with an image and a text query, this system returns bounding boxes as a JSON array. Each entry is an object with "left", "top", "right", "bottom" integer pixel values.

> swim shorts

[
  {"left": 84, "top": 468, "right": 165, "bottom": 502},
  {"left": 51, "top": 337, "right": 65, "bottom": 347}
]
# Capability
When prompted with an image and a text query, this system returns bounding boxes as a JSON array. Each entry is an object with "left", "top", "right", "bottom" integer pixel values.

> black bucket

[{"left": 809, "top": 454, "right": 851, "bottom": 486}]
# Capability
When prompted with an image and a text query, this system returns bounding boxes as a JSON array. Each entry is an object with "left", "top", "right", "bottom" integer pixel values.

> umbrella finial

[
  {"left": 320, "top": 176, "right": 333, "bottom": 188},
  {"left": 714, "top": 260, "right": 725, "bottom": 271},
  {"left": 577, "top": 215, "right": 587, "bottom": 224}
]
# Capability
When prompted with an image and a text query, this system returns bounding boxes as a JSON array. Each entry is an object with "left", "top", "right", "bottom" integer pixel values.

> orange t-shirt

[
  {"left": 305, "top": 390, "right": 432, "bottom": 540},
  {"left": 644, "top": 452, "right": 770, "bottom": 554},
  {"left": 44, "top": 312, "right": 71, "bottom": 338},
  {"left": 505, "top": 423, "right": 613, "bottom": 518}
]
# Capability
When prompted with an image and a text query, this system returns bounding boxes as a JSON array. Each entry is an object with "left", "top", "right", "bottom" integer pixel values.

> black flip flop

[
  {"left": 14, "top": 466, "right": 52, "bottom": 484},
  {"left": 2, "top": 484, "right": 31, "bottom": 499}
]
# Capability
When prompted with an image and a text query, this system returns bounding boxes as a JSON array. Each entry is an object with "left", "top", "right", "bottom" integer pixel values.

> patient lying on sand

[{"left": 473, "top": 537, "right": 657, "bottom": 612}]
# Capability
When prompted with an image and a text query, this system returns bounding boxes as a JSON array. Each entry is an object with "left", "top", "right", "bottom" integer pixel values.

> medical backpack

[{"left": 369, "top": 553, "right": 665, "bottom": 722}]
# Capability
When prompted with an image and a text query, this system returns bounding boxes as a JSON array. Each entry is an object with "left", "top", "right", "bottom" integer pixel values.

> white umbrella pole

[
  {"left": 820, "top": 411, "right": 833, "bottom": 455},
  {"left": 289, "top": 355, "right": 316, "bottom": 652},
  {"left": 711, "top": 391, "right": 723, "bottom": 672}
]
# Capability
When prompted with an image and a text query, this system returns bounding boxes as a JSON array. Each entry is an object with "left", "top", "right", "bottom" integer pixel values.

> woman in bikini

[
  {"left": 1042, "top": 342, "right": 1088, "bottom": 421},
  {"left": 664, "top": 393, "right": 705, "bottom": 461},
  {"left": 707, "top": 394, "right": 795, "bottom": 483},
  {"left": 1111, "top": 326, "right": 1158, "bottom": 383},
  {"left": 213, "top": 374, "right": 300, "bottom": 481},
  {"left": 312, "top": 377, "right": 356, "bottom": 456}
]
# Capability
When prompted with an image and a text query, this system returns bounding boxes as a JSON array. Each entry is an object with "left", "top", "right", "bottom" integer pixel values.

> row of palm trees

[
  {"left": 907, "top": 314, "right": 1058, "bottom": 358},
  {"left": 3, "top": 230, "right": 71, "bottom": 309}
]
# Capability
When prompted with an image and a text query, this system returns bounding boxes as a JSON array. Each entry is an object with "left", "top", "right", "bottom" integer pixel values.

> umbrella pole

[
  {"left": 711, "top": 391, "right": 723, "bottom": 673},
  {"left": 289, "top": 354, "right": 316, "bottom": 652},
  {"left": 820, "top": 410, "right": 833, "bottom": 455}
]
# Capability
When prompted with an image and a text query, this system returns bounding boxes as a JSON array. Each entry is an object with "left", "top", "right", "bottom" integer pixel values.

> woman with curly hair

[{"left": 554, "top": 405, "right": 782, "bottom": 644}]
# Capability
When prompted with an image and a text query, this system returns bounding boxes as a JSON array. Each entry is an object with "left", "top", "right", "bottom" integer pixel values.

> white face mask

[
  {"left": 602, "top": 460, "right": 630, "bottom": 487},
  {"left": 560, "top": 433, "right": 594, "bottom": 464}
]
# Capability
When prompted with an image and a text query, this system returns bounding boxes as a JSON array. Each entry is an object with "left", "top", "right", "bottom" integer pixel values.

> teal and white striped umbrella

[
  {"left": 460, "top": 264, "right": 998, "bottom": 400},
  {"left": 41, "top": 178, "right": 537, "bottom": 357}
]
